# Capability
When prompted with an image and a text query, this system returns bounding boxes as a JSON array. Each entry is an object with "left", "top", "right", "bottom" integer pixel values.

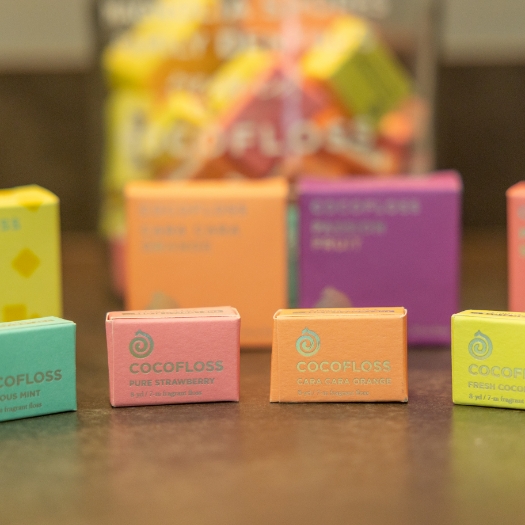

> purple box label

[{"left": 298, "top": 172, "right": 462, "bottom": 344}]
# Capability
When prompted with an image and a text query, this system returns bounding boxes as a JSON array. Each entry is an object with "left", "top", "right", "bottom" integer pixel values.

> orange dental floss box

[
  {"left": 125, "top": 179, "right": 288, "bottom": 347},
  {"left": 270, "top": 308, "right": 408, "bottom": 403}
]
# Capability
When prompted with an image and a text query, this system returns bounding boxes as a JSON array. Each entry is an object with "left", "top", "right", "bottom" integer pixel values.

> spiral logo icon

[
  {"left": 129, "top": 330, "right": 154, "bottom": 359},
  {"left": 296, "top": 328, "right": 321, "bottom": 357},
  {"left": 468, "top": 330, "right": 492, "bottom": 360}
]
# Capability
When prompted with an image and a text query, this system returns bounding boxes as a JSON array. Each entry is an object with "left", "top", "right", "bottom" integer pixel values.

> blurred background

[{"left": 0, "top": 0, "right": 524, "bottom": 231}]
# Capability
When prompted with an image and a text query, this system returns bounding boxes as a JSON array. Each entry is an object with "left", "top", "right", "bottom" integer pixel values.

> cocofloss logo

[
  {"left": 296, "top": 328, "right": 321, "bottom": 357},
  {"left": 129, "top": 330, "right": 154, "bottom": 359},
  {"left": 468, "top": 331, "right": 492, "bottom": 360}
]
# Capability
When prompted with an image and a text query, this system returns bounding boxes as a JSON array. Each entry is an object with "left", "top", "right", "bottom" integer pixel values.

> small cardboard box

[
  {"left": 125, "top": 179, "right": 288, "bottom": 347},
  {"left": 452, "top": 310, "right": 525, "bottom": 410},
  {"left": 270, "top": 307, "right": 408, "bottom": 403},
  {"left": 0, "top": 317, "right": 76, "bottom": 422},
  {"left": 106, "top": 307, "right": 241, "bottom": 407},
  {"left": 0, "top": 185, "right": 62, "bottom": 322},
  {"left": 302, "top": 15, "right": 411, "bottom": 124},
  {"left": 298, "top": 171, "right": 462, "bottom": 345},
  {"left": 507, "top": 182, "right": 525, "bottom": 311}
]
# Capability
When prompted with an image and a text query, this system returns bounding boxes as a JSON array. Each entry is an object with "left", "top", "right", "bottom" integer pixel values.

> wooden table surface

[{"left": 2, "top": 229, "right": 522, "bottom": 525}]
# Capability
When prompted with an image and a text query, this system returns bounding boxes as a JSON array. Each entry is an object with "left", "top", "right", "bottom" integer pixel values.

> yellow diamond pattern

[
  {"left": 3, "top": 304, "right": 27, "bottom": 322},
  {"left": 12, "top": 248, "right": 40, "bottom": 278},
  {"left": 17, "top": 197, "right": 43, "bottom": 211}
]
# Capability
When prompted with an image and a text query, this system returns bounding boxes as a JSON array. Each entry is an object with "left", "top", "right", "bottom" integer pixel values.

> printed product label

[
  {"left": 0, "top": 322, "right": 76, "bottom": 422},
  {"left": 111, "top": 321, "right": 238, "bottom": 405},
  {"left": 453, "top": 317, "right": 525, "bottom": 410},
  {"left": 273, "top": 315, "right": 407, "bottom": 402}
]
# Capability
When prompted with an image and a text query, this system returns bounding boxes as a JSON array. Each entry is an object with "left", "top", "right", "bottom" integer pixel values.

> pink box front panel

[{"left": 108, "top": 316, "right": 240, "bottom": 406}]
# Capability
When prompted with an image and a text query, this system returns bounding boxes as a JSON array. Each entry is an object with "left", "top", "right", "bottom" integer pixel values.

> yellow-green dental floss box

[
  {"left": 0, "top": 185, "right": 62, "bottom": 322},
  {"left": 0, "top": 317, "right": 76, "bottom": 422},
  {"left": 452, "top": 310, "right": 525, "bottom": 409}
]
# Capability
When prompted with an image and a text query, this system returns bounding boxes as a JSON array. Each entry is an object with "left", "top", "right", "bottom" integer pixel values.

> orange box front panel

[
  {"left": 270, "top": 307, "right": 408, "bottom": 402},
  {"left": 125, "top": 179, "right": 288, "bottom": 347}
]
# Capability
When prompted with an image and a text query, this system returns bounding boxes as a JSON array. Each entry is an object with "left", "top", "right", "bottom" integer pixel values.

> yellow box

[
  {"left": 0, "top": 186, "right": 62, "bottom": 322},
  {"left": 270, "top": 308, "right": 408, "bottom": 403},
  {"left": 452, "top": 310, "right": 525, "bottom": 409},
  {"left": 125, "top": 179, "right": 288, "bottom": 347},
  {"left": 102, "top": 0, "right": 221, "bottom": 91}
]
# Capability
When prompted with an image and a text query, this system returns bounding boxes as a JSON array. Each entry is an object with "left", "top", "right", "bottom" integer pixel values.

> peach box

[
  {"left": 507, "top": 182, "right": 525, "bottom": 311},
  {"left": 125, "top": 179, "right": 288, "bottom": 347},
  {"left": 270, "top": 307, "right": 408, "bottom": 403},
  {"left": 106, "top": 307, "right": 240, "bottom": 407}
]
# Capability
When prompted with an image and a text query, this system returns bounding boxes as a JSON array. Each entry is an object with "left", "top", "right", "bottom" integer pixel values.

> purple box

[{"left": 298, "top": 171, "right": 462, "bottom": 345}]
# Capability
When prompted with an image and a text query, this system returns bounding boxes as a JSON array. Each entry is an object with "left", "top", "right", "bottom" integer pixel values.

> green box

[
  {"left": 0, "top": 317, "right": 76, "bottom": 422},
  {"left": 302, "top": 16, "right": 411, "bottom": 124},
  {"left": 452, "top": 310, "right": 525, "bottom": 410}
]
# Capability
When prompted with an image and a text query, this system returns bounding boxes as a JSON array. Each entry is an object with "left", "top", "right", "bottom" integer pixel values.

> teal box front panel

[{"left": 0, "top": 317, "right": 76, "bottom": 422}]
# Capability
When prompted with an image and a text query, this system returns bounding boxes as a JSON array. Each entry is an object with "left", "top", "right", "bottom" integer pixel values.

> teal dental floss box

[{"left": 0, "top": 317, "right": 76, "bottom": 422}]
